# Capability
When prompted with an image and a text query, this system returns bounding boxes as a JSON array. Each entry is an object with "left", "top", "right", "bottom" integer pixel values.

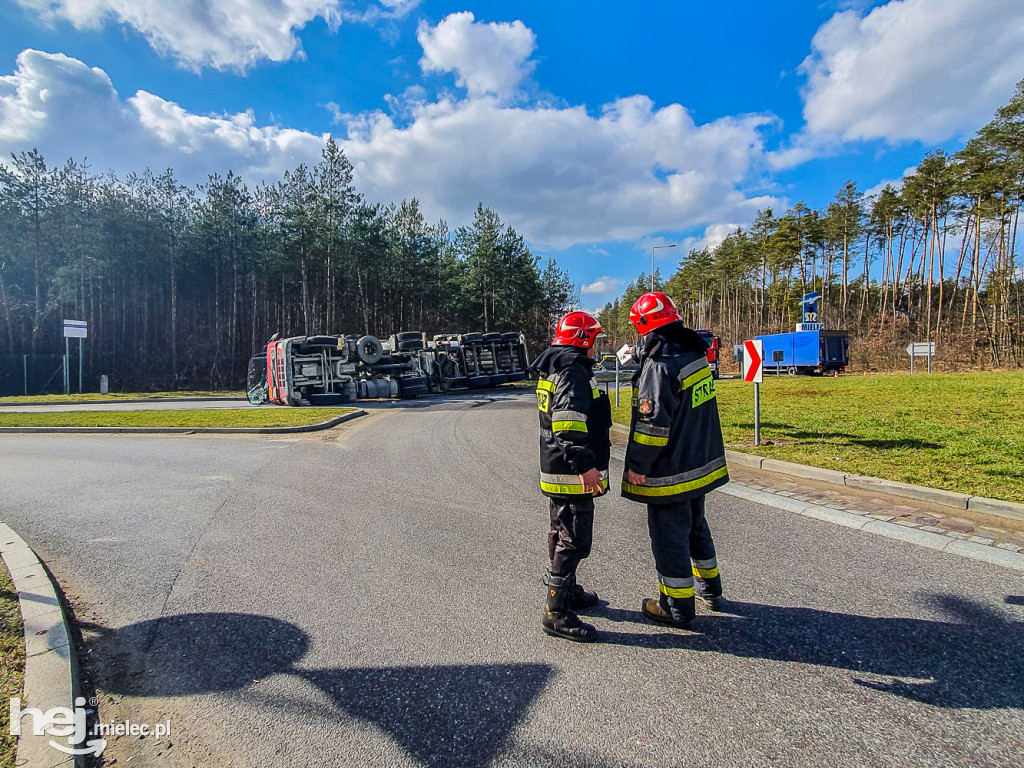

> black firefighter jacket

[
  {"left": 531, "top": 345, "right": 612, "bottom": 498},
  {"left": 621, "top": 321, "right": 729, "bottom": 504}
]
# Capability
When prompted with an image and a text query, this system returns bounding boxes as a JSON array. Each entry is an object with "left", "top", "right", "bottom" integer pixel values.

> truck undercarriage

[{"left": 246, "top": 331, "right": 530, "bottom": 405}]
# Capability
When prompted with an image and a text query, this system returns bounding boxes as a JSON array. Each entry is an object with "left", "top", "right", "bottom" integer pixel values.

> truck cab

[{"left": 696, "top": 329, "right": 721, "bottom": 379}]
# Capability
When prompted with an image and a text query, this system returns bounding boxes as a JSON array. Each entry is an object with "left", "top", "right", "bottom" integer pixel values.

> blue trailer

[{"left": 756, "top": 330, "right": 849, "bottom": 375}]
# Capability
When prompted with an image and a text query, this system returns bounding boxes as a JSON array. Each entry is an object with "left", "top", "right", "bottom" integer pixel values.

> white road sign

[
  {"left": 906, "top": 342, "right": 935, "bottom": 356},
  {"left": 742, "top": 339, "right": 763, "bottom": 384},
  {"left": 63, "top": 319, "right": 87, "bottom": 339}
]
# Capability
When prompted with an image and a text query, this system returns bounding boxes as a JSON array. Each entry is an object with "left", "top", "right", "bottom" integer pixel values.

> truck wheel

[
  {"left": 501, "top": 332, "right": 520, "bottom": 341},
  {"left": 460, "top": 332, "right": 483, "bottom": 343},
  {"left": 356, "top": 335, "right": 383, "bottom": 365},
  {"left": 711, "top": 370, "right": 720, "bottom": 380},
  {"left": 396, "top": 339, "right": 425, "bottom": 352},
  {"left": 394, "top": 331, "right": 423, "bottom": 342},
  {"left": 787, "top": 366, "right": 797, "bottom": 376}
]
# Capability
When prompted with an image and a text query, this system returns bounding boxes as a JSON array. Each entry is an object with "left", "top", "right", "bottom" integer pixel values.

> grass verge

[
  {"left": 610, "top": 371, "right": 1024, "bottom": 503},
  {"left": 0, "top": 407, "right": 355, "bottom": 429},
  {"left": 0, "top": 562, "right": 24, "bottom": 767},
  {"left": 0, "top": 391, "right": 244, "bottom": 404}
]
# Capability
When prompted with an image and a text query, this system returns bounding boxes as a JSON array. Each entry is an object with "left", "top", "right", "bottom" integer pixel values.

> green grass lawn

[
  {"left": 0, "top": 407, "right": 354, "bottom": 429},
  {"left": 610, "top": 371, "right": 1024, "bottom": 503},
  {"left": 0, "top": 390, "right": 244, "bottom": 404},
  {"left": 0, "top": 564, "right": 24, "bottom": 767}
]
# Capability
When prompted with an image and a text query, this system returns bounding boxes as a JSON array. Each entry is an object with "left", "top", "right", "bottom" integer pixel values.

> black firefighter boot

[
  {"left": 543, "top": 572, "right": 598, "bottom": 642},
  {"left": 541, "top": 572, "right": 600, "bottom": 610}
]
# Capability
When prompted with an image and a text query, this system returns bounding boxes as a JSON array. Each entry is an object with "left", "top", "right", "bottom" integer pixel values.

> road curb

[
  {"left": 611, "top": 421, "right": 1024, "bottom": 524},
  {"left": 718, "top": 483, "right": 1024, "bottom": 573},
  {"left": 0, "top": 525, "right": 78, "bottom": 768},
  {"left": 0, "top": 409, "right": 367, "bottom": 435},
  {"left": 609, "top": 446, "right": 1024, "bottom": 573}
]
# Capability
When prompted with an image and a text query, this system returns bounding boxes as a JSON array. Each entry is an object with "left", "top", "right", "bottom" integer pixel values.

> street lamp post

[{"left": 651, "top": 243, "right": 677, "bottom": 290}]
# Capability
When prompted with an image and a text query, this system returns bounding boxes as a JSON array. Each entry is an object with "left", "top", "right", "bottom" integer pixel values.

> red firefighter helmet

[
  {"left": 629, "top": 291, "right": 680, "bottom": 335},
  {"left": 552, "top": 311, "right": 603, "bottom": 349}
]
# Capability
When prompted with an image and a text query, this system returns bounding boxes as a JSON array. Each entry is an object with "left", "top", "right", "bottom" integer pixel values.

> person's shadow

[
  {"left": 597, "top": 594, "right": 1024, "bottom": 709},
  {"left": 81, "top": 595, "right": 1024, "bottom": 764},
  {"left": 82, "top": 613, "right": 553, "bottom": 768}
]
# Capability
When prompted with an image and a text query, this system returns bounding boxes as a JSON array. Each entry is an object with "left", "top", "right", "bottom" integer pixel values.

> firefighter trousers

[
  {"left": 548, "top": 495, "right": 595, "bottom": 578},
  {"left": 647, "top": 495, "right": 722, "bottom": 621}
]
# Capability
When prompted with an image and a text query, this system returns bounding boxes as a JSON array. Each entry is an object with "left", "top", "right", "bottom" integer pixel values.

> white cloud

[
  {"left": 696, "top": 222, "right": 737, "bottom": 252},
  {"left": 581, "top": 276, "right": 624, "bottom": 295},
  {"left": 863, "top": 165, "right": 916, "bottom": 199},
  {"left": 342, "top": 95, "right": 778, "bottom": 246},
  {"left": 11, "top": 0, "right": 417, "bottom": 72},
  {"left": 0, "top": 49, "right": 324, "bottom": 182},
  {"left": 799, "top": 0, "right": 1024, "bottom": 144},
  {"left": 417, "top": 12, "right": 536, "bottom": 99},
  {"left": 0, "top": 46, "right": 778, "bottom": 247}
]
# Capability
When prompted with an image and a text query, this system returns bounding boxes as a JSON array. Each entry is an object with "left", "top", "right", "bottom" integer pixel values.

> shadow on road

[
  {"left": 83, "top": 612, "right": 553, "bottom": 768},
  {"left": 596, "top": 595, "right": 1024, "bottom": 709}
]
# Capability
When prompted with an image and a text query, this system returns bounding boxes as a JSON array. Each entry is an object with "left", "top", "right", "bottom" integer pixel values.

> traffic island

[{"left": 0, "top": 408, "right": 365, "bottom": 434}]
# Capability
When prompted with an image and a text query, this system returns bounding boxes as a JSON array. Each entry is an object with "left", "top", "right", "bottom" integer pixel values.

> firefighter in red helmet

[
  {"left": 622, "top": 291, "right": 729, "bottom": 629},
  {"left": 530, "top": 311, "right": 612, "bottom": 642}
]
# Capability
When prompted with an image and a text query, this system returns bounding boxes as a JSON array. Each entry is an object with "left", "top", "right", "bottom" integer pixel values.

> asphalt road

[{"left": 0, "top": 393, "right": 1021, "bottom": 767}]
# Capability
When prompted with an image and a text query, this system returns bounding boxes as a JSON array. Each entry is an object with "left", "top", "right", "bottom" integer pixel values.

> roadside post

[
  {"left": 906, "top": 342, "right": 935, "bottom": 374},
  {"left": 742, "top": 339, "right": 764, "bottom": 446},
  {"left": 63, "top": 319, "right": 87, "bottom": 394}
]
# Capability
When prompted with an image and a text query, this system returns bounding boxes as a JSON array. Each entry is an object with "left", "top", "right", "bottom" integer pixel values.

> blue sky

[{"left": 1, "top": 0, "right": 1022, "bottom": 311}]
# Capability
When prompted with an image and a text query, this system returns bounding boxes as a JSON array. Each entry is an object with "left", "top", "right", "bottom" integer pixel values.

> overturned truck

[{"left": 247, "top": 331, "right": 530, "bottom": 405}]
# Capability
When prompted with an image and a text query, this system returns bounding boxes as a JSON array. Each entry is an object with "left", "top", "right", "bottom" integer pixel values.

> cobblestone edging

[
  {"left": 609, "top": 445, "right": 1024, "bottom": 571},
  {"left": 608, "top": 423, "right": 1024, "bottom": 524},
  {"left": 723, "top": 450, "right": 1024, "bottom": 523},
  {"left": 0, "top": 525, "right": 77, "bottom": 768},
  {"left": 0, "top": 409, "right": 366, "bottom": 435},
  {"left": 721, "top": 482, "right": 1024, "bottom": 573}
]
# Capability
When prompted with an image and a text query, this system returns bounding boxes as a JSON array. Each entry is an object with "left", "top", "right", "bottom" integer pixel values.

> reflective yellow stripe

[
  {"left": 693, "top": 566, "right": 720, "bottom": 579},
  {"left": 622, "top": 466, "right": 729, "bottom": 497},
  {"left": 537, "top": 379, "right": 556, "bottom": 392},
  {"left": 592, "top": 388, "right": 600, "bottom": 398},
  {"left": 540, "top": 478, "right": 609, "bottom": 495},
  {"left": 681, "top": 367, "right": 712, "bottom": 391},
  {"left": 632, "top": 432, "right": 669, "bottom": 447},
  {"left": 552, "top": 420, "right": 587, "bottom": 433},
  {"left": 659, "top": 583, "right": 695, "bottom": 599}
]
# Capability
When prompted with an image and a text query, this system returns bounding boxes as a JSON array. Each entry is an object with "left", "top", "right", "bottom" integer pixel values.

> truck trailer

[
  {"left": 755, "top": 330, "right": 849, "bottom": 376},
  {"left": 247, "top": 330, "right": 530, "bottom": 405}
]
